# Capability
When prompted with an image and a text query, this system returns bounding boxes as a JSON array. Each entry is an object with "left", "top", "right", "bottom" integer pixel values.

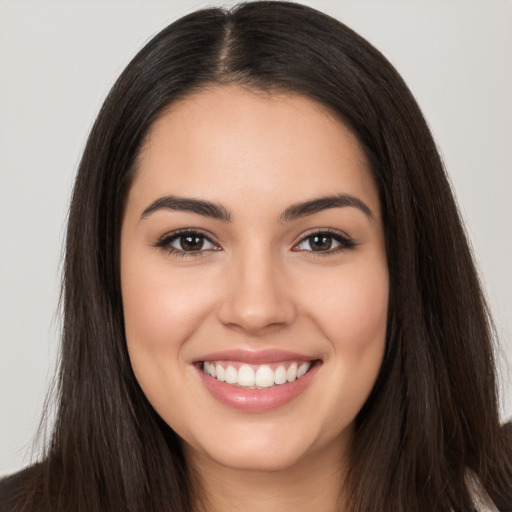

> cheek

[
  {"left": 298, "top": 258, "right": 388, "bottom": 411},
  {"left": 301, "top": 259, "right": 389, "bottom": 351},
  {"left": 122, "top": 259, "right": 213, "bottom": 354},
  {"left": 120, "top": 260, "right": 215, "bottom": 420}
]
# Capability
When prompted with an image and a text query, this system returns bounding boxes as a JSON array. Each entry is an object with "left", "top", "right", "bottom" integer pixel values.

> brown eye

[
  {"left": 293, "top": 231, "right": 354, "bottom": 253},
  {"left": 156, "top": 230, "right": 219, "bottom": 255},
  {"left": 179, "top": 234, "right": 205, "bottom": 251},
  {"left": 308, "top": 234, "right": 335, "bottom": 251}
]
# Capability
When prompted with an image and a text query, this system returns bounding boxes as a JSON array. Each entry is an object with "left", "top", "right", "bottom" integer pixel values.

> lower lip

[{"left": 197, "top": 362, "right": 320, "bottom": 412}]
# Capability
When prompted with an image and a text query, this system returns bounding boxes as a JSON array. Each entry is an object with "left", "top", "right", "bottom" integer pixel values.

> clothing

[
  {"left": 0, "top": 464, "right": 504, "bottom": 511},
  {"left": 467, "top": 471, "right": 500, "bottom": 512}
]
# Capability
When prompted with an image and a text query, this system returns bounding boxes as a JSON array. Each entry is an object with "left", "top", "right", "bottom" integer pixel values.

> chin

[
  {"left": 181, "top": 418, "right": 348, "bottom": 475},
  {"left": 191, "top": 441, "right": 311, "bottom": 473}
]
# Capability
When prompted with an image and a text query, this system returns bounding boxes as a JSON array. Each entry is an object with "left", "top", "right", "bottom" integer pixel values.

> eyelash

[
  {"left": 154, "top": 229, "right": 220, "bottom": 258},
  {"left": 154, "top": 228, "right": 356, "bottom": 258},
  {"left": 291, "top": 228, "right": 356, "bottom": 256}
]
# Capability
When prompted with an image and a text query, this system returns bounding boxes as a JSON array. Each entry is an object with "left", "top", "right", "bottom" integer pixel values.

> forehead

[{"left": 128, "top": 86, "right": 379, "bottom": 218}]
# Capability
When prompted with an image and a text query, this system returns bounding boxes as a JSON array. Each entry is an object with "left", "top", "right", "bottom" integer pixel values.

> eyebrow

[
  {"left": 140, "top": 193, "right": 373, "bottom": 223},
  {"left": 279, "top": 194, "right": 374, "bottom": 222},
  {"left": 141, "top": 196, "right": 231, "bottom": 221}
]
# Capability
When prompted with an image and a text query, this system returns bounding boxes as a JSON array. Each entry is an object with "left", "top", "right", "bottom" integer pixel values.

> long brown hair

[{"left": 6, "top": 2, "right": 512, "bottom": 511}]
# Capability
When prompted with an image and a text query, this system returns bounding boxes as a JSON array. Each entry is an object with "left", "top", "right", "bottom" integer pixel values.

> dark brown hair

[{"left": 4, "top": 2, "right": 511, "bottom": 511}]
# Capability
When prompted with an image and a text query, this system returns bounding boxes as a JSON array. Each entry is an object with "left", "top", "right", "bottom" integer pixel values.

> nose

[{"left": 217, "top": 250, "right": 297, "bottom": 334}]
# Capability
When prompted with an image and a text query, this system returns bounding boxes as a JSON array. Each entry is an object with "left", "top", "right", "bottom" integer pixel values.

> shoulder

[{"left": 0, "top": 464, "right": 43, "bottom": 512}]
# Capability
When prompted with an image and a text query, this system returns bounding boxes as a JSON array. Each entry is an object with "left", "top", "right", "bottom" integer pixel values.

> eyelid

[
  {"left": 154, "top": 228, "right": 222, "bottom": 257},
  {"left": 291, "top": 228, "right": 356, "bottom": 254},
  {"left": 153, "top": 227, "right": 355, "bottom": 258}
]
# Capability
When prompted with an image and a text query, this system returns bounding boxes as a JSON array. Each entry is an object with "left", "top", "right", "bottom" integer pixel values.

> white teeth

[
  {"left": 286, "top": 363, "right": 298, "bottom": 382},
  {"left": 255, "top": 365, "right": 274, "bottom": 388},
  {"left": 215, "top": 364, "right": 225, "bottom": 382},
  {"left": 274, "top": 365, "right": 287, "bottom": 385},
  {"left": 203, "top": 360, "right": 313, "bottom": 388},
  {"left": 225, "top": 365, "right": 237, "bottom": 384},
  {"left": 238, "top": 364, "right": 255, "bottom": 386},
  {"left": 204, "top": 361, "right": 216, "bottom": 377},
  {"left": 297, "top": 362, "right": 310, "bottom": 378}
]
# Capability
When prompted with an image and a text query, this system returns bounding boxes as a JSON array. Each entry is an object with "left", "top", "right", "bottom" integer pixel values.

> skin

[{"left": 120, "top": 85, "right": 389, "bottom": 511}]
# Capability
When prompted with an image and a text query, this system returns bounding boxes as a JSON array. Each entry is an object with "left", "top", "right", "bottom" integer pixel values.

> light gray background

[{"left": 1, "top": 0, "right": 511, "bottom": 476}]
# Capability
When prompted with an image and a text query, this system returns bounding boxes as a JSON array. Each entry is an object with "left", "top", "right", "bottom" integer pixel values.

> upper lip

[{"left": 193, "top": 348, "right": 318, "bottom": 365}]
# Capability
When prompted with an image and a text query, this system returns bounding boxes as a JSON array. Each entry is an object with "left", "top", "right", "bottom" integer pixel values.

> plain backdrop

[{"left": 1, "top": 0, "right": 511, "bottom": 476}]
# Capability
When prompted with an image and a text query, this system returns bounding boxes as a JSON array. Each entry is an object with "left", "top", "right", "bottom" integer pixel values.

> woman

[{"left": 1, "top": 2, "right": 511, "bottom": 511}]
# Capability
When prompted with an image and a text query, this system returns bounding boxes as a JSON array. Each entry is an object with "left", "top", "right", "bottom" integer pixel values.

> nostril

[{"left": 218, "top": 301, "right": 295, "bottom": 333}]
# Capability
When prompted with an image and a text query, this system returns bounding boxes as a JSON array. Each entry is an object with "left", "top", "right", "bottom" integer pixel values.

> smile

[{"left": 195, "top": 351, "right": 321, "bottom": 412}]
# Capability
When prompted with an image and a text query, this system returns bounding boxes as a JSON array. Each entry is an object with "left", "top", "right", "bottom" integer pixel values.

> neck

[{"left": 186, "top": 439, "right": 349, "bottom": 512}]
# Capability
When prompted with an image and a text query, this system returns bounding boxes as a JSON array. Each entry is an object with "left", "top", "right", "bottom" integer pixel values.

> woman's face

[{"left": 120, "top": 86, "right": 388, "bottom": 473}]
